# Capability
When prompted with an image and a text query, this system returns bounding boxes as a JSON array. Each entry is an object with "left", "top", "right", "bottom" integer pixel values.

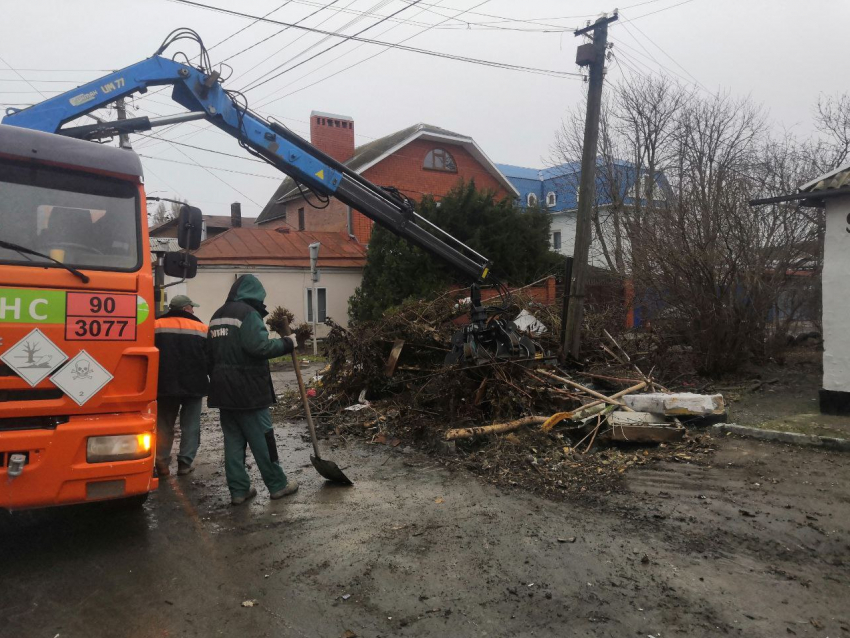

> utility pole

[
  {"left": 563, "top": 12, "right": 618, "bottom": 361},
  {"left": 309, "top": 242, "right": 321, "bottom": 356},
  {"left": 115, "top": 97, "right": 132, "bottom": 150}
]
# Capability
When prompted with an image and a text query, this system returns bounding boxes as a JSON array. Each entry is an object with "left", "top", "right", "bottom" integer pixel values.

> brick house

[
  {"left": 255, "top": 111, "right": 519, "bottom": 243},
  {"left": 149, "top": 205, "right": 256, "bottom": 241}
]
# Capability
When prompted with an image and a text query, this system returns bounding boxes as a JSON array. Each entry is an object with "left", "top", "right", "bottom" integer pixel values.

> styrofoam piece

[
  {"left": 608, "top": 411, "right": 666, "bottom": 426},
  {"left": 623, "top": 393, "right": 725, "bottom": 416}
]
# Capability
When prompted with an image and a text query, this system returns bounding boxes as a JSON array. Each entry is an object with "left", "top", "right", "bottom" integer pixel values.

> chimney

[
  {"left": 230, "top": 202, "right": 242, "bottom": 228},
  {"left": 310, "top": 110, "right": 355, "bottom": 163}
]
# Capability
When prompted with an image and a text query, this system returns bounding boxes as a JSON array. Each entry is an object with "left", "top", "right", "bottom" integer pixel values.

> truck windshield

[{"left": 0, "top": 159, "right": 140, "bottom": 272}]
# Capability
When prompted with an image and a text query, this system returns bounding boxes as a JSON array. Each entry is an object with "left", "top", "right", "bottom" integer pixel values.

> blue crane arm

[{"left": 2, "top": 55, "right": 490, "bottom": 282}]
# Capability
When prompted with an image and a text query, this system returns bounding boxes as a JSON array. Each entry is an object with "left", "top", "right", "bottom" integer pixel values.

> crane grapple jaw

[{"left": 444, "top": 283, "right": 543, "bottom": 366}]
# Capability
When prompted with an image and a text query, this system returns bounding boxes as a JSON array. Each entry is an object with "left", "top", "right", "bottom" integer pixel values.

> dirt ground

[
  {"left": 1, "top": 364, "right": 848, "bottom": 638},
  {"left": 721, "top": 348, "right": 850, "bottom": 439}
]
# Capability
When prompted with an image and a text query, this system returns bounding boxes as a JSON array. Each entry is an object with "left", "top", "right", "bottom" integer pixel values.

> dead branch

[{"left": 445, "top": 416, "right": 547, "bottom": 440}]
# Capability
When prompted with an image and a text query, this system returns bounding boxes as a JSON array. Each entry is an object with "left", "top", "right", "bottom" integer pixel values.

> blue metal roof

[{"left": 497, "top": 160, "right": 665, "bottom": 212}]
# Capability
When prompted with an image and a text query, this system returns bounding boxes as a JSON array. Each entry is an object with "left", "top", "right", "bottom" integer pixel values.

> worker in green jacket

[{"left": 207, "top": 274, "right": 299, "bottom": 505}]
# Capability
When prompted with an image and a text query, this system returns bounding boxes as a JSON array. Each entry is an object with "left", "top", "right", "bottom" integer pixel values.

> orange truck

[{"left": 0, "top": 124, "right": 162, "bottom": 509}]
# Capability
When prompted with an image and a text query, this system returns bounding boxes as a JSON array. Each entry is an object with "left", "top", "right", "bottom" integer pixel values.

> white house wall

[
  {"left": 822, "top": 195, "right": 850, "bottom": 393},
  {"left": 185, "top": 267, "right": 363, "bottom": 338},
  {"left": 550, "top": 208, "right": 626, "bottom": 270}
]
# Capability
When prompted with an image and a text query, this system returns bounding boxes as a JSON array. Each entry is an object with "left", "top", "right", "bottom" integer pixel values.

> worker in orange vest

[{"left": 154, "top": 295, "right": 209, "bottom": 477}]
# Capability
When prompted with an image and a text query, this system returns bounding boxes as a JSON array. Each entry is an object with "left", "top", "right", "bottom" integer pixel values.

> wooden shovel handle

[{"left": 281, "top": 317, "right": 321, "bottom": 459}]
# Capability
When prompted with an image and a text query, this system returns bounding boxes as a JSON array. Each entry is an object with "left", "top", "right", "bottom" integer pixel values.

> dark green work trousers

[{"left": 219, "top": 408, "right": 288, "bottom": 498}]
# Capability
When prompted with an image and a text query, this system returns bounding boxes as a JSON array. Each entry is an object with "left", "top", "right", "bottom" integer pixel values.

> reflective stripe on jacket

[
  {"left": 155, "top": 309, "right": 210, "bottom": 398},
  {"left": 206, "top": 275, "right": 293, "bottom": 410}
]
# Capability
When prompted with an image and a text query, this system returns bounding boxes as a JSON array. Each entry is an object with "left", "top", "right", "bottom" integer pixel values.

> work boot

[
  {"left": 270, "top": 480, "right": 299, "bottom": 499},
  {"left": 155, "top": 460, "right": 170, "bottom": 477},
  {"left": 177, "top": 461, "right": 195, "bottom": 476},
  {"left": 231, "top": 486, "right": 257, "bottom": 506}
]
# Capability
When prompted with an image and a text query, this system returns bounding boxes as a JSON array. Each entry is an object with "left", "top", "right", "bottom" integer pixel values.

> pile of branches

[
  {"left": 279, "top": 291, "right": 720, "bottom": 496},
  {"left": 307, "top": 292, "right": 653, "bottom": 440}
]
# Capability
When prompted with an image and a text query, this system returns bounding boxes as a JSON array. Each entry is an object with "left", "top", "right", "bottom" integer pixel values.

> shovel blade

[{"left": 310, "top": 455, "right": 353, "bottom": 485}]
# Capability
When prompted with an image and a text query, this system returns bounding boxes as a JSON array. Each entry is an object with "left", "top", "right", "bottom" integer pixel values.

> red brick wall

[
  {"left": 310, "top": 114, "right": 355, "bottom": 163},
  {"left": 271, "top": 138, "right": 513, "bottom": 245},
  {"left": 352, "top": 139, "right": 512, "bottom": 243}
]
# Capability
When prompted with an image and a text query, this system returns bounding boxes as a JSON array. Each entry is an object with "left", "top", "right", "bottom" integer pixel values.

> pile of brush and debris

[{"left": 279, "top": 292, "right": 723, "bottom": 496}]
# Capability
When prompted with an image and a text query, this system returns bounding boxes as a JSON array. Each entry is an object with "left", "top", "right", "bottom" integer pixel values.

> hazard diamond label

[
  {"left": 0, "top": 328, "right": 68, "bottom": 387},
  {"left": 50, "top": 350, "right": 113, "bottom": 406}
]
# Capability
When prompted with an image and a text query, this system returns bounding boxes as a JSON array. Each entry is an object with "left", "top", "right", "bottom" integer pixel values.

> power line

[
  {"left": 137, "top": 152, "right": 281, "bottom": 180},
  {"left": 619, "top": 0, "right": 701, "bottom": 23},
  {"left": 256, "top": 0, "right": 492, "bottom": 105},
  {"left": 252, "top": 0, "right": 457, "bottom": 104},
  {"left": 619, "top": 11, "right": 709, "bottom": 93},
  {"left": 240, "top": 0, "right": 426, "bottom": 94},
  {"left": 217, "top": 0, "right": 345, "bottom": 69},
  {"left": 235, "top": 0, "right": 396, "bottom": 93},
  {"left": 135, "top": 132, "right": 273, "bottom": 164},
  {"left": 166, "top": 0, "right": 582, "bottom": 79},
  {"left": 0, "top": 55, "right": 48, "bottom": 99},
  {"left": 208, "top": 1, "right": 295, "bottom": 52}
]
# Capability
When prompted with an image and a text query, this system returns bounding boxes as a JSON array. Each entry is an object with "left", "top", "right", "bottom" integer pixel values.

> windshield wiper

[{"left": 0, "top": 240, "right": 90, "bottom": 283}]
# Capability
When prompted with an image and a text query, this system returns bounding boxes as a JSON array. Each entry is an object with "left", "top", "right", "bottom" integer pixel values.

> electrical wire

[
  {"left": 208, "top": 1, "right": 295, "bottom": 53},
  {"left": 235, "top": 0, "right": 395, "bottom": 94},
  {"left": 0, "top": 54, "right": 48, "bottom": 99},
  {"left": 165, "top": 0, "right": 582, "bottom": 79},
  {"left": 618, "top": 11, "right": 709, "bottom": 93},
  {"left": 619, "top": 0, "right": 701, "bottom": 23},
  {"left": 137, "top": 153, "right": 281, "bottom": 180},
  {"left": 253, "top": 0, "right": 481, "bottom": 104},
  {"left": 239, "top": 0, "right": 424, "bottom": 94}
]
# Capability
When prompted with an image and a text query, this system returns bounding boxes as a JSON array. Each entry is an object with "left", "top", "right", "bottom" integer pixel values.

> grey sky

[{"left": 1, "top": 0, "right": 846, "bottom": 218}]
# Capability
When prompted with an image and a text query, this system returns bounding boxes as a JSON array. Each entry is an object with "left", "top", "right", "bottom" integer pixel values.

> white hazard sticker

[
  {"left": 50, "top": 350, "right": 113, "bottom": 406},
  {"left": 0, "top": 328, "right": 68, "bottom": 387}
]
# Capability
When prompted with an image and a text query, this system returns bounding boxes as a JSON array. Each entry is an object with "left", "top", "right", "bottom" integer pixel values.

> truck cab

[{"left": 0, "top": 124, "right": 158, "bottom": 509}]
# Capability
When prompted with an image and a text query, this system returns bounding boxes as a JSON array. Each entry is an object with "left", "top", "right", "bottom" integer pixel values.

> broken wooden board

[
  {"left": 384, "top": 339, "right": 405, "bottom": 377},
  {"left": 606, "top": 420, "right": 685, "bottom": 443}
]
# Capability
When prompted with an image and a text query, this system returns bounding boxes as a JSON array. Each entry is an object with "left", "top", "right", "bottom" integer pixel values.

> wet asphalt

[{"left": 1, "top": 364, "right": 848, "bottom": 637}]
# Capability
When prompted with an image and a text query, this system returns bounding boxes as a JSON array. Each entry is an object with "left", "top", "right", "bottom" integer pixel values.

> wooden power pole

[
  {"left": 116, "top": 97, "right": 132, "bottom": 150},
  {"left": 563, "top": 12, "right": 618, "bottom": 361}
]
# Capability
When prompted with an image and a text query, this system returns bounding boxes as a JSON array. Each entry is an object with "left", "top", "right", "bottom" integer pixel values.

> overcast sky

[{"left": 2, "top": 0, "right": 847, "bottom": 218}]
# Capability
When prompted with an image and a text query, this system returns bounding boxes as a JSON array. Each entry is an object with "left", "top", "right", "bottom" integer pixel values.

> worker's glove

[{"left": 284, "top": 334, "right": 299, "bottom": 350}]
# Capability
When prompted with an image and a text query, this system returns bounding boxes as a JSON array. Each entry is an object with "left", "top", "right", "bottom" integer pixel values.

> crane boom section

[{"left": 2, "top": 56, "right": 489, "bottom": 282}]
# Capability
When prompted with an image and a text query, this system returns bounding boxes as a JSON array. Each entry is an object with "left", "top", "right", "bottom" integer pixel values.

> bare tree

[
  {"left": 551, "top": 73, "right": 686, "bottom": 276},
  {"left": 814, "top": 92, "right": 850, "bottom": 169},
  {"left": 148, "top": 202, "right": 173, "bottom": 227},
  {"left": 631, "top": 93, "right": 819, "bottom": 373}
]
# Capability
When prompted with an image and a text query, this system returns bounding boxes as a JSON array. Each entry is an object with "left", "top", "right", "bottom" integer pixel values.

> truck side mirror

[
  {"left": 177, "top": 205, "right": 203, "bottom": 250},
  {"left": 163, "top": 252, "right": 198, "bottom": 279}
]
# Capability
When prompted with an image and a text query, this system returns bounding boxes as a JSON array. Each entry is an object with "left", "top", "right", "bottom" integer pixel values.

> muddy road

[{"left": 1, "top": 367, "right": 848, "bottom": 637}]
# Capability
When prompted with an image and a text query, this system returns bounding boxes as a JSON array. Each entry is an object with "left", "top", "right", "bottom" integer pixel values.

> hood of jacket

[{"left": 227, "top": 274, "right": 269, "bottom": 317}]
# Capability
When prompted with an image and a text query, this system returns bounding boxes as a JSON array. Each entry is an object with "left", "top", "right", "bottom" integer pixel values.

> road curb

[{"left": 713, "top": 423, "right": 850, "bottom": 452}]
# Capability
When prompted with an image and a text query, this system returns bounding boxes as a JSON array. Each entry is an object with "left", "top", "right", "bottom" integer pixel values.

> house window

[
  {"left": 423, "top": 148, "right": 457, "bottom": 173},
  {"left": 546, "top": 192, "right": 557, "bottom": 207},
  {"left": 306, "top": 288, "right": 327, "bottom": 323},
  {"left": 527, "top": 192, "right": 538, "bottom": 207},
  {"left": 553, "top": 231, "right": 561, "bottom": 251},
  {"left": 298, "top": 207, "right": 305, "bottom": 231}
]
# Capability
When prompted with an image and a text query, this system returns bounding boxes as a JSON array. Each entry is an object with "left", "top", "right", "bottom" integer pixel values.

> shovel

[{"left": 281, "top": 318, "right": 352, "bottom": 486}]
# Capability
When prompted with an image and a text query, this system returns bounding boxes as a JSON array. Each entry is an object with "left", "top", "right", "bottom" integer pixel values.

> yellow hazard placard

[{"left": 315, "top": 169, "right": 325, "bottom": 180}]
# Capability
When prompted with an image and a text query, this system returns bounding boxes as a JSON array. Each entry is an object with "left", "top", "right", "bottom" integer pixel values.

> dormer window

[
  {"left": 546, "top": 191, "right": 557, "bottom": 207},
  {"left": 527, "top": 192, "right": 539, "bottom": 207},
  {"left": 424, "top": 148, "right": 457, "bottom": 173}
]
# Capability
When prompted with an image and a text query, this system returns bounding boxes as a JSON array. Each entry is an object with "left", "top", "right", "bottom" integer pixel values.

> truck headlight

[{"left": 87, "top": 434, "right": 152, "bottom": 462}]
